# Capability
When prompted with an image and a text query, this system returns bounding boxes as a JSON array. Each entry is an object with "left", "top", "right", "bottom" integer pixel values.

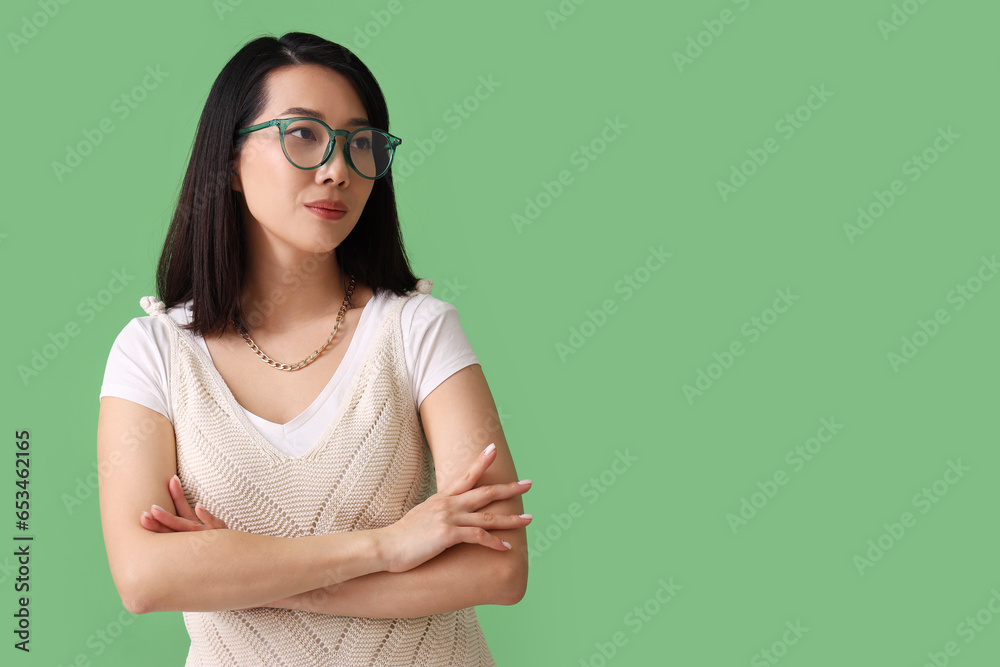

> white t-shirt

[{"left": 99, "top": 289, "right": 480, "bottom": 458}]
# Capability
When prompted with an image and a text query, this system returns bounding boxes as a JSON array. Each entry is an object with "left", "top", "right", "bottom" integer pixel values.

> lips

[{"left": 305, "top": 199, "right": 348, "bottom": 212}]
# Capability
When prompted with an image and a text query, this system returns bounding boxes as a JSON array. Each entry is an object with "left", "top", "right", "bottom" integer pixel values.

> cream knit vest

[{"left": 139, "top": 281, "right": 495, "bottom": 666}]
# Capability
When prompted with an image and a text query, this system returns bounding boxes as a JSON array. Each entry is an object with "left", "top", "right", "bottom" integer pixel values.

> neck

[{"left": 239, "top": 243, "right": 351, "bottom": 334}]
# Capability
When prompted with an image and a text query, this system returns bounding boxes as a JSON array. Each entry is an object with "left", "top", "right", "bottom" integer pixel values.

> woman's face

[{"left": 231, "top": 64, "right": 376, "bottom": 258}]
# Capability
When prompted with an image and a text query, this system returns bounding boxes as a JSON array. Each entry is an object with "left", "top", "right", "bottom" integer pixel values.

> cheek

[
  {"left": 241, "top": 156, "right": 294, "bottom": 212},
  {"left": 355, "top": 182, "right": 375, "bottom": 210}
]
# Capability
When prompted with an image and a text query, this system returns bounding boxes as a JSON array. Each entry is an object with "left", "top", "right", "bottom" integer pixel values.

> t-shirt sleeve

[
  {"left": 403, "top": 295, "right": 481, "bottom": 412},
  {"left": 99, "top": 317, "right": 171, "bottom": 422}
]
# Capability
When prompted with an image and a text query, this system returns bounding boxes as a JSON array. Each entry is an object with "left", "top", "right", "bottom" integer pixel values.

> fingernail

[
  {"left": 141, "top": 511, "right": 152, "bottom": 520},
  {"left": 172, "top": 474, "right": 179, "bottom": 483},
  {"left": 482, "top": 443, "right": 496, "bottom": 457},
  {"left": 152, "top": 504, "right": 166, "bottom": 513},
  {"left": 501, "top": 540, "right": 512, "bottom": 549},
  {"left": 519, "top": 514, "right": 533, "bottom": 520},
  {"left": 517, "top": 479, "right": 532, "bottom": 485}
]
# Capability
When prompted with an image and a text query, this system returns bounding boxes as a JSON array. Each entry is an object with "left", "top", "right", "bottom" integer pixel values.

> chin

[{"left": 300, "top": 230, "right": 349, "bottom": 255}]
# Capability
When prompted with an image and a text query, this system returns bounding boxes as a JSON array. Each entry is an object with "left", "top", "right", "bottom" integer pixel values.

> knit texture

[{"left": 139, "top": 281, "right": 495, "bottom": 666}]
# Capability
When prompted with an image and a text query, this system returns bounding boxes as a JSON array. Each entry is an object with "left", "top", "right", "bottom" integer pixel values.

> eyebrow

[{"left": 279, "top": 107, "right": 370, "bottom": 127}]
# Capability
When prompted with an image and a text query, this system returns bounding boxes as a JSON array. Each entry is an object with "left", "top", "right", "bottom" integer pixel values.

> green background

[{"left": 2, "top": 0, "right": 998, "bottom": 664}]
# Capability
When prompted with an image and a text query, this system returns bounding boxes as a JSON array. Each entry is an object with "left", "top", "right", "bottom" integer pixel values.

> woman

[{"left": 96, "top": 32, "right": 530, "bottom": 665}]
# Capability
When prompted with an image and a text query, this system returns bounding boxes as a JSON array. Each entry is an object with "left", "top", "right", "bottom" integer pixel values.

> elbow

[
  {"left": 494, "top": 550, "right": 528, "bottom": 606},
  {"left": 121, "top": 594, "right": 151, "bottom": 616},
  {"left": 113, "top": 563, "right": 161, "bottom": 615}
]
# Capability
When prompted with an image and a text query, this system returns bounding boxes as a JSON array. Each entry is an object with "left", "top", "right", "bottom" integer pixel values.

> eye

[
  {"left": 288, "top": 127, "right": 318, "bottom": 141},
  {"left": 284, "top": 119, "right": 326, "bottom": 143},
  {"left": 350, "top": 136, "right": 372, "bottom": 151}
]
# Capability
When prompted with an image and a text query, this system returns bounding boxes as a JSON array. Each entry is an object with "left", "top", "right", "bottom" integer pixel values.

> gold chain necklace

[{"left": 231, "top": 274, "right": 357, "bottom": 371}]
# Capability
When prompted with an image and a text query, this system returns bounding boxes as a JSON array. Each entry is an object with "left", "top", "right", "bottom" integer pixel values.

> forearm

[
  {"left": 119, "top": 527, "right": 385, "bottom": 614},
  {"left": 265, "top": 529, "right": 528, "bottom": 618}
]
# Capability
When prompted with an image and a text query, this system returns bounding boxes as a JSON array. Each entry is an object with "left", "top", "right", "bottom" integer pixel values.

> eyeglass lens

[{"left": 282, "top": 119, "right": 394, "bottom": 177}]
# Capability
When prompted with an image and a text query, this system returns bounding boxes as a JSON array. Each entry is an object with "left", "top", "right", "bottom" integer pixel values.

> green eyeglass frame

[{"left": 236, "top": 117, "right": 403, "bottom": 180}]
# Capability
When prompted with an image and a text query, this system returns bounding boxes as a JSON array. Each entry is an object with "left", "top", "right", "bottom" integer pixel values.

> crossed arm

[
  {"left": 99, "top": 363, "right": 530, "bottom": 616},
  {"left": 256, "top": 364, "right": 529, "bottom": 617}
]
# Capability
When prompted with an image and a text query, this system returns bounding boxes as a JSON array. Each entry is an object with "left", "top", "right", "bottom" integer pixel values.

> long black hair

[{"left": 156, "top": 32, "right": 418, "bottom": 336}]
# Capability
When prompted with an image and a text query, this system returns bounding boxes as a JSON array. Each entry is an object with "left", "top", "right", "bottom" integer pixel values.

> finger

[
  {"left": 453, "top": 478, "right": 532, "bottom": 511},
  {"left": 194, "top": 503, "right": 228, "bottom": 529},
  {"left": 442, "top": 443, "right": 498, "bottom": 496},
  {"left": 458, "top": 511, "right": 533, "bottom": 530},
  {"left": 168, "top": 475, "right": 200, "bottom": 523},
  {"left": 150, "top": 504, "right": 208, "bottom": 532},
  {"left": 139, "top": 510, "right": 175, "bottom": 533},
  {"left": 456, "top": 526, "right": 515, "bottom": 552}
]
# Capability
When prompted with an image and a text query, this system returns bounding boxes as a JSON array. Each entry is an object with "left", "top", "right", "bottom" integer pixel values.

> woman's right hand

[{"left": 378, "top": 442, "right": 532, "bottom": 573}]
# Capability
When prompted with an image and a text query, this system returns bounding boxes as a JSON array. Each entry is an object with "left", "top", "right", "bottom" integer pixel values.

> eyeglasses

[{"left": 237, "top": 117, "right": 402, "bottom": 180}]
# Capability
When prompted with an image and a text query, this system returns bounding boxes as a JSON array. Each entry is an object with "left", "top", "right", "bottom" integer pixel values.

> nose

[{"left": 315, "top": 138, "right": 351, "bottom": 185}]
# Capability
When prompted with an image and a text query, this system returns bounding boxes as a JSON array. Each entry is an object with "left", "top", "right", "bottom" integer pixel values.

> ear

[{"left": 230, "top": 164, "right": 243, "bottom": 194}]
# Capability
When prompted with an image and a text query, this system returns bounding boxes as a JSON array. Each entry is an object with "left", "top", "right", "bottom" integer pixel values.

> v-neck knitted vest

[{"left": 138, "top": 280, "right": 495, "bottom": 666}]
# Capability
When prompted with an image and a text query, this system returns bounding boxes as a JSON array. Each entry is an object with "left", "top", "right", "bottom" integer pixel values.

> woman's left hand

[{"left": 139, "top": 475, "right": 228, "bottom": 533}]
